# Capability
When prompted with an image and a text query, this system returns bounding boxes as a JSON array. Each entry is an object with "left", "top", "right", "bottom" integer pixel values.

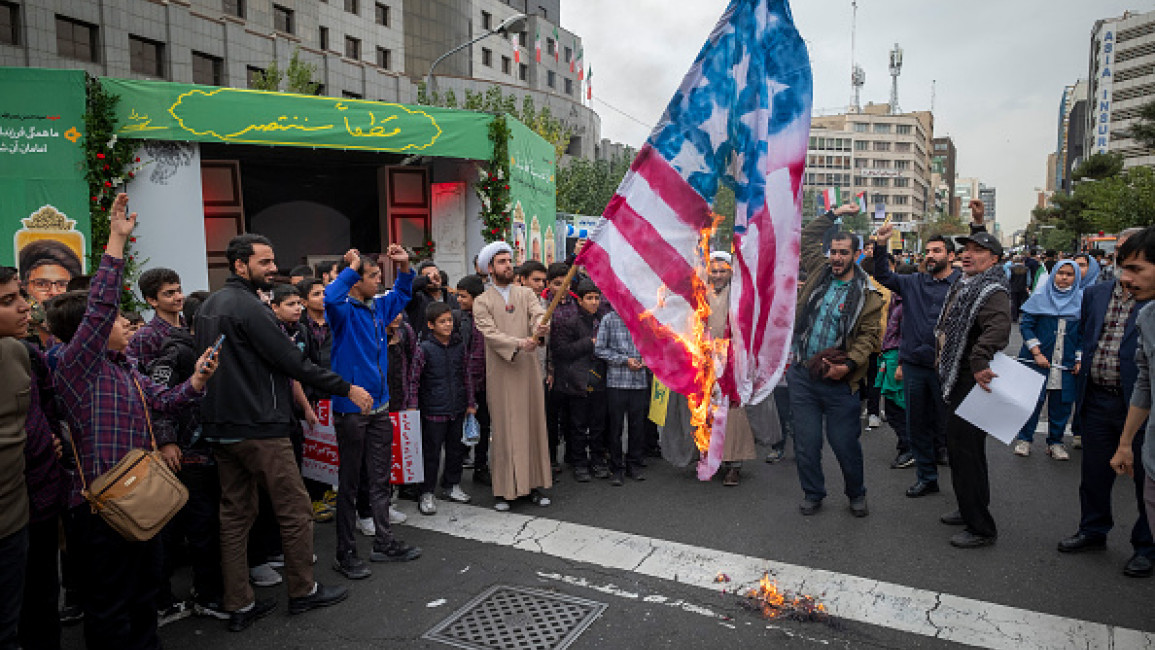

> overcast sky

[{"left": 567, "top": 0, "right": 1151, "bottom": 235}]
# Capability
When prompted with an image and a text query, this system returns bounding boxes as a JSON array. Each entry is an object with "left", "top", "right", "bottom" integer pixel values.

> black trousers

[
  {"left": 19, "top": 517, "right": 60, "bottom": 650},
  {"left": 334, "top": 412, "right": 395, "bottom": 557},
  {"left": 567, "top": 391, "right": 608, "bottom": 468},
  {"left": 64, "top": 505, "right": 161, "bottom": 650},
  {"left": 421, "top": 415, "right": 468, "bottom": 494},
  {"left": 862, "top": 353, "right": 881, "bottom": 416},
  {"left": 606, "top": 388, "right": 647, "bottom": 472},
  {"left": 546, "top": 386, "right": 571, "bottom": 465},
  {"left": 947, "top": 380, "right": 997, "bottom": 538},
  {"left": 473, "top": 390, "right": 492, "bottom": 470},
  {"left": 181, "top": 464, "right": 224, "bottom": 600},
  {"left": 1078, "top": 383, "right": 1155, "bottom": 555}
]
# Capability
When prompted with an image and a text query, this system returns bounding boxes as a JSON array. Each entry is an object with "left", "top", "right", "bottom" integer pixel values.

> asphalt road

[{"left": 67, "top": 329, "right": 1153, "bottom": 649}]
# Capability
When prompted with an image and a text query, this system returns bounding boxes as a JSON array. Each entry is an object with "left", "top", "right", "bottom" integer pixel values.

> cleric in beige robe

[
  {"left": 706, "top": 260, "right": 757, "bottom": 478},
  {"left": 472, "top": 242, "right": 553, "bottom": 506}
]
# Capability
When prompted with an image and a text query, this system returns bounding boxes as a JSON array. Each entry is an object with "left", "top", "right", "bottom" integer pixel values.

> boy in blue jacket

[{"left": 324, "top": 246, "right": 421, "bottom": 580}]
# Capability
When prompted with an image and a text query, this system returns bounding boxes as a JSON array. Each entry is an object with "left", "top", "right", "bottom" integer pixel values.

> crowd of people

[{"left": 3, "top": 192, "right": 1155, "bottom": 649}]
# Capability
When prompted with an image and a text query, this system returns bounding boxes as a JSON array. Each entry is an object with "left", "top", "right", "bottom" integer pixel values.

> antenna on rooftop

[
  {"left": 849, "top": 1, "right": 860, "bottom": 113},
  {"left": 888, "top": 42, "right": 903, "bottom": 115}
]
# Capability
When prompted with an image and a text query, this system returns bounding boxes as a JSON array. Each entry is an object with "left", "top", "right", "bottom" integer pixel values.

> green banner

[
  {"left": 1, "top": 67, "right": 90, "bottom": 283},
  {"left": 506, "top": 117, "right": 557, "bottom": 264},
  {"left": 101, "top": 78, "right": 494, "bottom": 160}
]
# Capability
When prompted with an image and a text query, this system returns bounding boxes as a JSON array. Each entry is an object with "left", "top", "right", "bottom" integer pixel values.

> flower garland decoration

[
  {"left": 476, "top": 115, "right": 512, "bottom": 244},
  {"left": 412, "top": 239, "right": 437, "bottom": 261},
  {"left": 83, "top": 75, "right": 149, "bottom": 312}
]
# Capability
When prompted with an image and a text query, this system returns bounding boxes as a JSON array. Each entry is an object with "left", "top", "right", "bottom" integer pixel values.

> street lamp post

[{"left": 425, "top": 13, "right": 528, "bottom": 94}]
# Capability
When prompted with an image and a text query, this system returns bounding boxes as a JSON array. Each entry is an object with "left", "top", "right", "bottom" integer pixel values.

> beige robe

[
  {"left": 708, "top": 284, "right": 757, "bottom": 463},
  {"left": 474, "top": 284, "right": 553, "bottom": 499}
]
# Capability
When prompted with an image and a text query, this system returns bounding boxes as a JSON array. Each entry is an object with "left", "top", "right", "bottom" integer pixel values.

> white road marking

[{"left": 401, "top": 502, "right": 1155, "bottom": 650}]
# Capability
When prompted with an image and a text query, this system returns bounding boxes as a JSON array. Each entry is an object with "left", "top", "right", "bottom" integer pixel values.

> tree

[
  {"left": 555, "top": 154, "right": 633, "bottom": 216},
  {"left": 1123, "top": 101, "right": 1155, "bottom": 151},
  {"left": 251, "top": 49, "right": 319, "bottom": 95},
  {"left": 1072, "top": 152, "right": 1124, "bottom": 181}
]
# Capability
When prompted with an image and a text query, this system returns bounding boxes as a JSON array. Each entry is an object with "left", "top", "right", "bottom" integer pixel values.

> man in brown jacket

[
  {"left": 935, "top": 231, "right": 1012, "bottom": 548},
  {"left": 788, "top": 204, "right": 883, "bottom": 518}
]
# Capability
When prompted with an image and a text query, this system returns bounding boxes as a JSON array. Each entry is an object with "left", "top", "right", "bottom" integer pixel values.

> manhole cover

[{"left": 423, "top": 584, "right": 607, "bottom": 650}]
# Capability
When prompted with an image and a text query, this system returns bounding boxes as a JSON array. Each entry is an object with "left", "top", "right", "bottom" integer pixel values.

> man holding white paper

[{"left": 934, "top": 231, "right": 1012, "bottom": 549}]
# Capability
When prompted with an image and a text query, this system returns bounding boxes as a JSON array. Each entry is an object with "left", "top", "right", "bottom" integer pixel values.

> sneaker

[
  {"left": 1013, "top": 440, "right": 1031, "bottom": 457},
  {"left": 531, "top": 489, "right": 551, "bottom": 507},
  {"left": 444, "top": 484, "right": 472, "bottom": 503},
  {"left": 1072, "top": 435, "right": 1083, "bottom": 449},
  {"left": 890, "top": 451, "right": 916, "bottom": 469},
  {"left": 867, "top": 415, "right": 883, "bottom": 429},
  {"left": 322, "top": 489, "right": 338, "bottom": 508},
  {"left": 849, "top": 496, "right": 869, "bottom": 518},
  {"left": 419, "top": 492, "right": 437, "bottom": 515},
  {"left": 369, "top": 539, "right": 422, "bottom": 563},
  {"left": 611, "top": 471, "right": 624, "bottom": 486},
  {"left": 312, "top": 501, "right": 334, "bottom": 523},
  {"left": 228, "top": 598, "right": 277, "bottom": 632},
  {"left": 722, "top": 466, "right": 740, "bottom": 486},
  {"left": 356, "top": 516, "right": 376, "bottom": 537},
  {"left": 249, "top": 563, "right": 283, "bottom": 587},
  {"left": 389, "top": 506, "right": 407, "bottom": 525},
  {"left": 494, "top": 500, "right": 511, "bottom": 512},
  {"left": 592, "top": 465, "right": 611, "bottom": 480},
  {"left": 1047, "top": 444, "right": 1070, "bottom": 461},
  {"left": 157, "top": 600, "right": 191, "bottom": 627},
  {"left": 332, "top": 552, "right": 372, "bottom": 580},
  {"left": 288, "top": 582, "right": 349, "bottom": 616},
  {"left": 192, "top": 597, "right": 230, "bottom": 621},
  {"left": 764, "top": 448, "right": 785, "bottom": 464}
]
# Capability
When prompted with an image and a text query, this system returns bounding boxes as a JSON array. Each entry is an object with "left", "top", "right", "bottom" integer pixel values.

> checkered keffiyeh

[{"left": 1090, "top": 281, "right": 1134, "bottom": 388}]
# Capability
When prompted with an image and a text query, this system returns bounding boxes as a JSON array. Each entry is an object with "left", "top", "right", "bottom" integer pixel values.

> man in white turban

[{"left": 472, "top": 242, "right": 553, "bottom": 510}]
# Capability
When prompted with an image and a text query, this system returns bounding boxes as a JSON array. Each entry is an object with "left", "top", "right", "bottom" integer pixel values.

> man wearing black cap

[{"left": 935, "top": 231, "right": 1012, "bottom": 548}]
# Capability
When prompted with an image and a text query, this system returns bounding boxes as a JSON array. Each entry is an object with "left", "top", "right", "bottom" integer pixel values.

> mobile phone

[{"left": 201, "top": 334, "right": 225, "bottom": 373}]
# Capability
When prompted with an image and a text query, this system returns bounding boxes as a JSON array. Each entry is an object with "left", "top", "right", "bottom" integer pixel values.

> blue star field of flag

[{"left": 648, "top": 0, "right": 812, "bottom": 235}]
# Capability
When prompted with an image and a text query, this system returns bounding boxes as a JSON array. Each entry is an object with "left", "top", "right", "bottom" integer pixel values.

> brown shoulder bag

[{"left": 71, "top": 376, "right": 188, "bottom": 542}]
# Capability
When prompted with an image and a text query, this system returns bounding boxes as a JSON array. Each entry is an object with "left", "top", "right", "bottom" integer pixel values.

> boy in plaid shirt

[
  {"left": 49, "top": 194, "right": 219, "bottom": 649},
  {"left": 595, "top": 309, "right": 649, "bottom": 483}
]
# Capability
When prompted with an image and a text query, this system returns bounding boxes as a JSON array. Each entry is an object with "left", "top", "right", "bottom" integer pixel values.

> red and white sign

[
  {"left": 302, "top": 399, "right": 339, "bottom": 485},
  {"left": 302, "top": 401, "right": 424, "bottom": 485},
  {"left": 389, "top": 409, "right": 424, "bottom": 485}
]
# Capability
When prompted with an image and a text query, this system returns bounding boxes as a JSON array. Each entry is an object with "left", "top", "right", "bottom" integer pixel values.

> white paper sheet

[{"left": 955, "top": 352, "right": 1046, "bottom": 445}]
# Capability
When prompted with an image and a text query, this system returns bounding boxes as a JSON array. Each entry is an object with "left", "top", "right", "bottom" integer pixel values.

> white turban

[
  {"left": 710, "top": 251, "right": 733, "bottom": 265},
  {"left": 477, "top": 241, "right": 513, "bottom": 271}
]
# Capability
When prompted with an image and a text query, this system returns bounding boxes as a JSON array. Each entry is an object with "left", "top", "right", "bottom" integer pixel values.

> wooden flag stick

[{"left": 541, "top": 263, "right": 580, "bottom": 328}]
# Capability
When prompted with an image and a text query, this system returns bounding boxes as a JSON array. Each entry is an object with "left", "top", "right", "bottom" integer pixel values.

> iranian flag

[
  {"left": 820, "top": 187, "right": 841, "bottom": 212},
  {"left": 513, "top": 37, "right": 520, "bottom": 64},
  {"left": 577, "top": 48, "right": 584, "bottom": 80},
  {"left": 535, "top": 29, "right": 542, "bottom": 62},
  {"left": 855, "top": 191, "right": 867, "bottom": 214},
  {"left": 586, "top": 66, "right": 592, "bottom": 100},
  {"left": 553, "top": 27, "right": 560, "bottom": 62},
  {"left": 570, "top": 38, "right": 576, "bottom": 73}
]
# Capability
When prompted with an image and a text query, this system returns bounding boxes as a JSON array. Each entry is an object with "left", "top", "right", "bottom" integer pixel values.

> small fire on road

[{"left": 740, "top": 573, "right": 829, "bottom": 623}]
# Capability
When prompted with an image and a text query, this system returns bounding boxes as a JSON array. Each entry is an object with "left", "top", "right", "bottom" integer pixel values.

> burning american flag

[{"left": 575, "top": 0, "right": 812, "bottom": 479}]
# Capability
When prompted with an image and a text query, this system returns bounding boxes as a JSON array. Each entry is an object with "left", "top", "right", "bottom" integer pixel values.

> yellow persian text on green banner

[{"left": 101, "top": 78, "right": 493, "bottom": 160}]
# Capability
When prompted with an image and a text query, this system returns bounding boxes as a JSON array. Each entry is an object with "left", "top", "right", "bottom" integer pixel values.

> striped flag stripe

[
  {"left": 580, "top": 242, "right": 701, "bottom": 396},
  {"left": 627, "top": 145, "right": 712, "bottom": 231},
  {"left": 611, "top": 169, "right": 704, "bottom": 271},
  {"left": 604, "top": 196, "right": 702, "bottom": 305},
  {"left": 591, "top": 219, "right": 696, "bottom": 336}
]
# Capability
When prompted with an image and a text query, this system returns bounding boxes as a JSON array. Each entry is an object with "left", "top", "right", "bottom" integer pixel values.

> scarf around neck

[{"left": 935, "top": 264, "right": 1009, "bottom": 398}]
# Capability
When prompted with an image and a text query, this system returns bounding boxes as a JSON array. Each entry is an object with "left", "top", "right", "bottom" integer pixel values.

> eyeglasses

[{"left": 28, "top": 279, "right": 69, "bottom": 292}]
